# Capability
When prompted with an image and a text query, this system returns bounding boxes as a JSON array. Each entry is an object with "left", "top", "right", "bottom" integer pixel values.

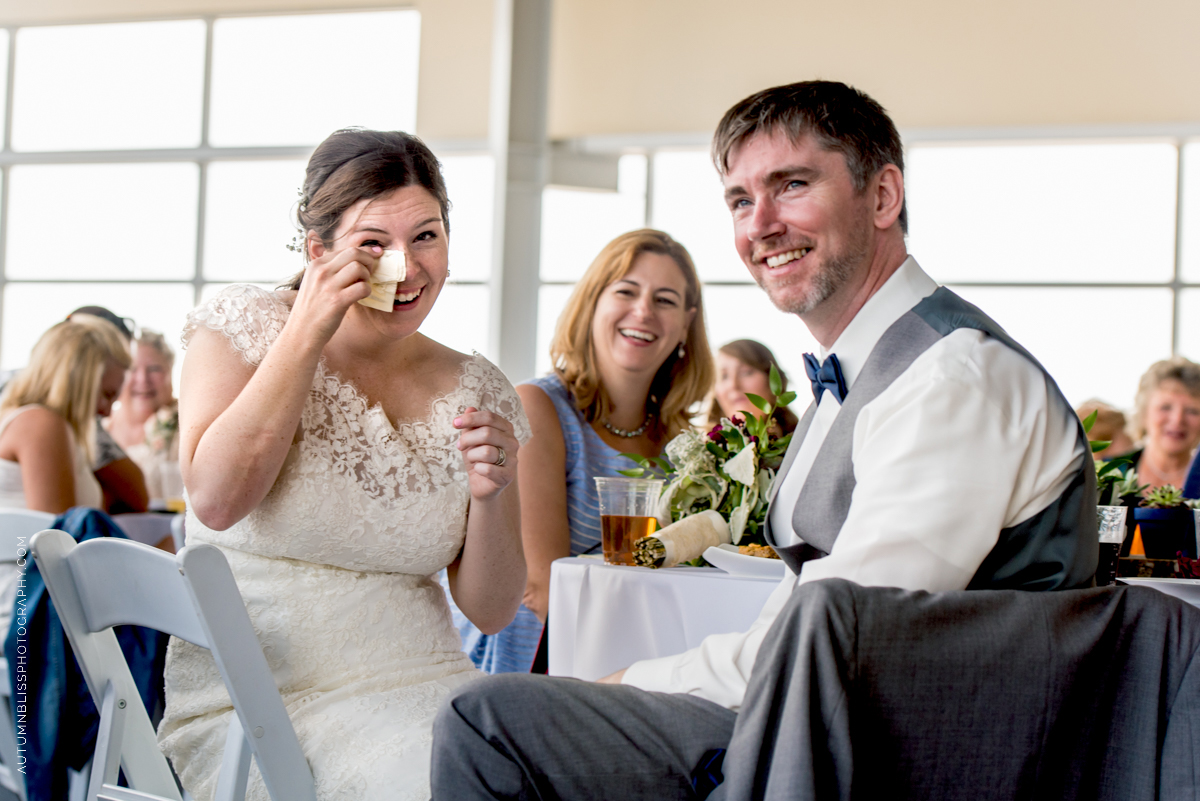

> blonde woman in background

[
  {"left": 454, "top": 229, "right": 715, "bottom": 673},
  {"left": 0, "top": 315, "right": 129, "bottom": 513},
  {"left": 1126, "top": 357, "right": 1200, "bottom": 493},
  {"left": 105, "top": 330, "right": 181, "bottom": 505}
]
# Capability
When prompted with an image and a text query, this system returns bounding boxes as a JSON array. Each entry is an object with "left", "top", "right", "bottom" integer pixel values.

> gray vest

[{"left": 766, "top": 287, "right": 1097, "bottom": 591}]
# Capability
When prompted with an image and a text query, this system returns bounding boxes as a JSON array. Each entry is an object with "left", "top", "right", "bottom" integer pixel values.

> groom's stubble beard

[{"left": 756, "top": 201, "right": 874, "bottom": 317}]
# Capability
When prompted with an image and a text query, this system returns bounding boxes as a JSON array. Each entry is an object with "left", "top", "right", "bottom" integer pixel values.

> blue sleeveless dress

[{"left": 452, "top": 374, "right": 634, "bottom": 673}]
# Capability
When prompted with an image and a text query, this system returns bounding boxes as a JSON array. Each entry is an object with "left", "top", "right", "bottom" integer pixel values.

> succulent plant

[{"left": 1142, "top": 484, "right": 1197, "bottom": 509}]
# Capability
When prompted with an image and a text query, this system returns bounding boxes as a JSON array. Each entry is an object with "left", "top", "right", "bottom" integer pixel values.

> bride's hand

[
  {"left": 455, "top": 406, "right": 519, "bottom": 500},
  {"left": 290, "top": 244, "right": 379, "bottom": 345}
]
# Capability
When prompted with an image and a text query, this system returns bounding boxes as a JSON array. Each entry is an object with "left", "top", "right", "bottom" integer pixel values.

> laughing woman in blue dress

[{"left": 455, "top": 229, "right": 714, "bottom": 673}]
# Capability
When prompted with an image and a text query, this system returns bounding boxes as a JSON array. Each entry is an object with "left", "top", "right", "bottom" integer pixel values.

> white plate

[
  {"left": 1117, "top": 577, "right": 1200, "bottom": 608},
  {"left": 703, "top": 544, "right": 788, "bottom": 579}
]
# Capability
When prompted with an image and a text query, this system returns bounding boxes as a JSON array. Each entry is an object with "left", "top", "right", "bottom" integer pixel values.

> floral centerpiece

[
  {"left": 621, "top": 366, "right": 796, "bottom": 567},
  {"left": 147, "top": 402, "right": 180, "bottom": 455}
]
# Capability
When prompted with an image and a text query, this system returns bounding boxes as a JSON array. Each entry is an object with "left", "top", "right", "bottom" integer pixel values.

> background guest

[
  {"left": 104, "top": 329, "right": 181, "bottom": 506},
  {"left": 0, "top": 315, "right": 130, "bottom": 513},
  {"left": 453, "top": 229, "right": 714, "bottom": 674},
  {"left": 1125, "top": 357, "right": 1200, "bottom": 493},
  {"left": 708, "top": 338, "right": 798, "bottom": 437},
  {"left": 1074, "top": 399, "right": 1135, "bottom": 461},
  {"left": 66, "top": 306, "right": 150, "bottom": 513}
]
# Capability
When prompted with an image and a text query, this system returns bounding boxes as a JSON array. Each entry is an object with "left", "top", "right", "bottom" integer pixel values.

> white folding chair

[
  {"left": 0, "top": 508, "right": 53, "bottom": 801},
  {"left": 31, "top": 530, "right": 317, "bottom": 801},
  {"left": 169, "top": 516, "right": 185, "bottom": 554}
]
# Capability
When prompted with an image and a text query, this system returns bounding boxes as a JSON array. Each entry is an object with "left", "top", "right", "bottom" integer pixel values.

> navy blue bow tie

[{"left": 804, "top": 352, "right": 848, "bottom": 404}]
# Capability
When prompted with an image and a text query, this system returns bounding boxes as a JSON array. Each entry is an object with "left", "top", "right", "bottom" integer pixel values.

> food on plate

[{"left": 738, "top": 542, "right": 780, "bottom": 559}]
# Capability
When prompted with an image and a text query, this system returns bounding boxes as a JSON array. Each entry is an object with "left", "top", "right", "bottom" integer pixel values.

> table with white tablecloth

[{"left": 548, "top": 556, "right": 780, "bottom": 680}]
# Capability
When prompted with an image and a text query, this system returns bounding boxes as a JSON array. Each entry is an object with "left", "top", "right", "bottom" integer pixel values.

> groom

[{"left": 430, "top": 80, "right": 1097, "bottom": 799}]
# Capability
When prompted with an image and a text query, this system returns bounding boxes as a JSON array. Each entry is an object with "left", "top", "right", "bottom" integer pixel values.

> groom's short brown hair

[{"left": 712, "top": 80, "right": 907, "bottom": 232}]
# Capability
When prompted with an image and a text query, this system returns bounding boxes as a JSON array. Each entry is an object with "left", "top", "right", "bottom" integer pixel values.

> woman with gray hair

[
  {"left": 105, "top": 329, "right": 181, "bottom": 505},
  {"left": 1126, "top": 356, "right": 1200, "bottom": 493}
]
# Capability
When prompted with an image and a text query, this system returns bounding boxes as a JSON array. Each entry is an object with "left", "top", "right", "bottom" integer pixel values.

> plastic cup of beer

[
  {"left": 1096, "top": 505, "right": 1129, "bottom": 587},
  {"left": 594, "top": 477, "right": 664, "bottom": 566},
  {"left": 160, "top": 461, "right": 186, "bottom": 514}
]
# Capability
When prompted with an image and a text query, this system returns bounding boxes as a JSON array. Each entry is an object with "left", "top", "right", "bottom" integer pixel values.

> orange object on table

[{"left": 1129, "top": 524, "right": 1144, "bottom": 557}]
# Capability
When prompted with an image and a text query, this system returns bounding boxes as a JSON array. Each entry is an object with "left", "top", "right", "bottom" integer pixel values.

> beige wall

[
  {"left": 548, "top": 0, "right": 1200, "bottom": 138},
  {"left": 4, "top": 0, "right": 1200, "bottom": 140}
]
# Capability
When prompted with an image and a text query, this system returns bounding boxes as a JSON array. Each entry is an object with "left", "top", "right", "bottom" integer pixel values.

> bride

[{"left": 158, "top": 129, "right": 529, "bottom": 801}]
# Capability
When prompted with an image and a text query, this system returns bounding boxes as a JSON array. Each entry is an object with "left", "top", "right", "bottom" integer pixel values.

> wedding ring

[{"left": 493, "top": 447, "right": 507, "bottom": 467}]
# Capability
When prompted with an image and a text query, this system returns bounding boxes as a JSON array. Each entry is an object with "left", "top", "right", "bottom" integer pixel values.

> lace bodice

[{"left": 180, "top": 284, "right": 530, "bottom": 574}]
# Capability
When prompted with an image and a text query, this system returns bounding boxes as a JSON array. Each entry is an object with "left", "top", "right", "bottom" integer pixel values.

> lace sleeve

[
  {"left": 180, "top": 284, "right": 290, "bottom": 367},
  {"left": 464, "top": 356, "right": 532, "bottom": 445}
]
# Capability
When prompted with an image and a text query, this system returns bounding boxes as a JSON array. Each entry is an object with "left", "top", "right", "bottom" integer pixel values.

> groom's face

[{"left": 723, "top": 130, "right": 873, "bottom": 316}]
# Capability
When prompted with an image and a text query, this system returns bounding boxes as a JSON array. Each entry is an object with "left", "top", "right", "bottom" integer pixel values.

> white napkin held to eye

[{"left": 358, "top": 250, "right": 407, "bottom": 312}]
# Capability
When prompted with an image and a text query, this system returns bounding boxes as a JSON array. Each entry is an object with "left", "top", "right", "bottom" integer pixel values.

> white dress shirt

[{"left": 622, "top": 257, "right": 1085, "bottom": 710}]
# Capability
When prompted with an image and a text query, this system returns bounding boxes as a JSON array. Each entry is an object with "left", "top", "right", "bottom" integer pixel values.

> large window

[
  {"left": 0, "top": 10, "right": 501, "bottom": 378},
  {"left": 541, "top": 138, "right": 1200, "bottom": 411}
]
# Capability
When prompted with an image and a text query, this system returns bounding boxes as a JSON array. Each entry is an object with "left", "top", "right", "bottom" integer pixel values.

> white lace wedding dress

[{"left": 157, "top": 285, "right": 530, "bottom": 801}]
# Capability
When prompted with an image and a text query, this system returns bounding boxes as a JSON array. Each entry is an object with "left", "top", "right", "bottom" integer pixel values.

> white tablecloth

[
  {"left": 548, "top": 556, "right": 779, "bottom": 680},
  {"left": 112, "top": 512, "right": 178, "bottom": 548}
]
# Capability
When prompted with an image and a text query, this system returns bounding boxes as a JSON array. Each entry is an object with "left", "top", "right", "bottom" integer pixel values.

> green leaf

[
  {"left": 745, "top": 393, "right": 771, "bottom": 413},
  {"left": 726, "top": 427, "right": 745, "bottom": 449},
  {"left": 620, "top": 452, "right": 651, "bottom": 468},
  {"left": 768, "top": 363, "right": 783, "bottom": 397},
  {"left": 650, "top": 456, "right": 673, "bottom": 473},
  {"left": 777, "top": 390, "right": 797, "bottom": 407},
  {"left": 706, "top": 442, "right": 724, "bottom": 459},
  {"left": 1081, "top": 409, "right": 1098, "bottom": 434},
  {"left": 1090, "top": 439, "right": 1111, "bottom": 453},
  {"left": 617, "top": 468, "right": 645, "bottom": 478}
]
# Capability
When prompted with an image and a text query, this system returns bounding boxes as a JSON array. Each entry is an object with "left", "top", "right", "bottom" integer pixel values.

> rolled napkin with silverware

[{"left": 633, "top": 510, "right": 731, "bottom": 568}]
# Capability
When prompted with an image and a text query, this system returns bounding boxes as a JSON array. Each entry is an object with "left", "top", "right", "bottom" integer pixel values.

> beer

[
  {"left": 601, "top": 515, "right": 658, "bottom": 566},
  {"left": 1097, "top": 541, "right": 1122, "bottom": 587}
]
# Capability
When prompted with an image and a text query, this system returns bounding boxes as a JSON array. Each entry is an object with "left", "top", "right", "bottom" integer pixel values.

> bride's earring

[{"left": 677, "top": 342, "right": 686, "bottom": 359}]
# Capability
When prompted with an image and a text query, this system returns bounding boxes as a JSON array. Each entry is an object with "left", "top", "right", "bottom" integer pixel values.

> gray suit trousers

[{"left": 431, "top": 674, "right": 735, "bottom": 800}]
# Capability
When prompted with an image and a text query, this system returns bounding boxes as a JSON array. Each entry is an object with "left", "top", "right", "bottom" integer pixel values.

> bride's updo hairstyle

[{"left": 284, "top": 128, "right": 450, "bottom": 289}]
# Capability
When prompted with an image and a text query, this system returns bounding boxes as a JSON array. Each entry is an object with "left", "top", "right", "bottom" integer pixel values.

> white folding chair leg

[
  {"left": 213, "top": 717, "right": 251, "bottom": 801},
  {"left": 88, "top": 681, "right": 129, "bottom": 801}
]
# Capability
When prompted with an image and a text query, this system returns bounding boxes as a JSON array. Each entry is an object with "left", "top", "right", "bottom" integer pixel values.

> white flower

[
  {"left": 665, "top": 430, "right": 715, "bottom": 477},
  {"left": 724, "top": 442, "right": 758, "bottom": 486}
]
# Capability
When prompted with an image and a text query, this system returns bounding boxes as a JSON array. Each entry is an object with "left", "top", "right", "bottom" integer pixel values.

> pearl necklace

[{"left": 603, "top": 414, "right": 651, "bottom": 438}]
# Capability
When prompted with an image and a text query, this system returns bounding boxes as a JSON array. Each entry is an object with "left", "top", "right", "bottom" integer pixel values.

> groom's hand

[{"left": 596, "top": 668, "right": 627, "bottom": 684}]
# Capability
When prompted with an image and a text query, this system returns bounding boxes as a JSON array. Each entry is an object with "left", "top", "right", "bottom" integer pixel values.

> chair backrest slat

[{"left": 67, "top": 537, "right": 209, "bottom": 647}]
